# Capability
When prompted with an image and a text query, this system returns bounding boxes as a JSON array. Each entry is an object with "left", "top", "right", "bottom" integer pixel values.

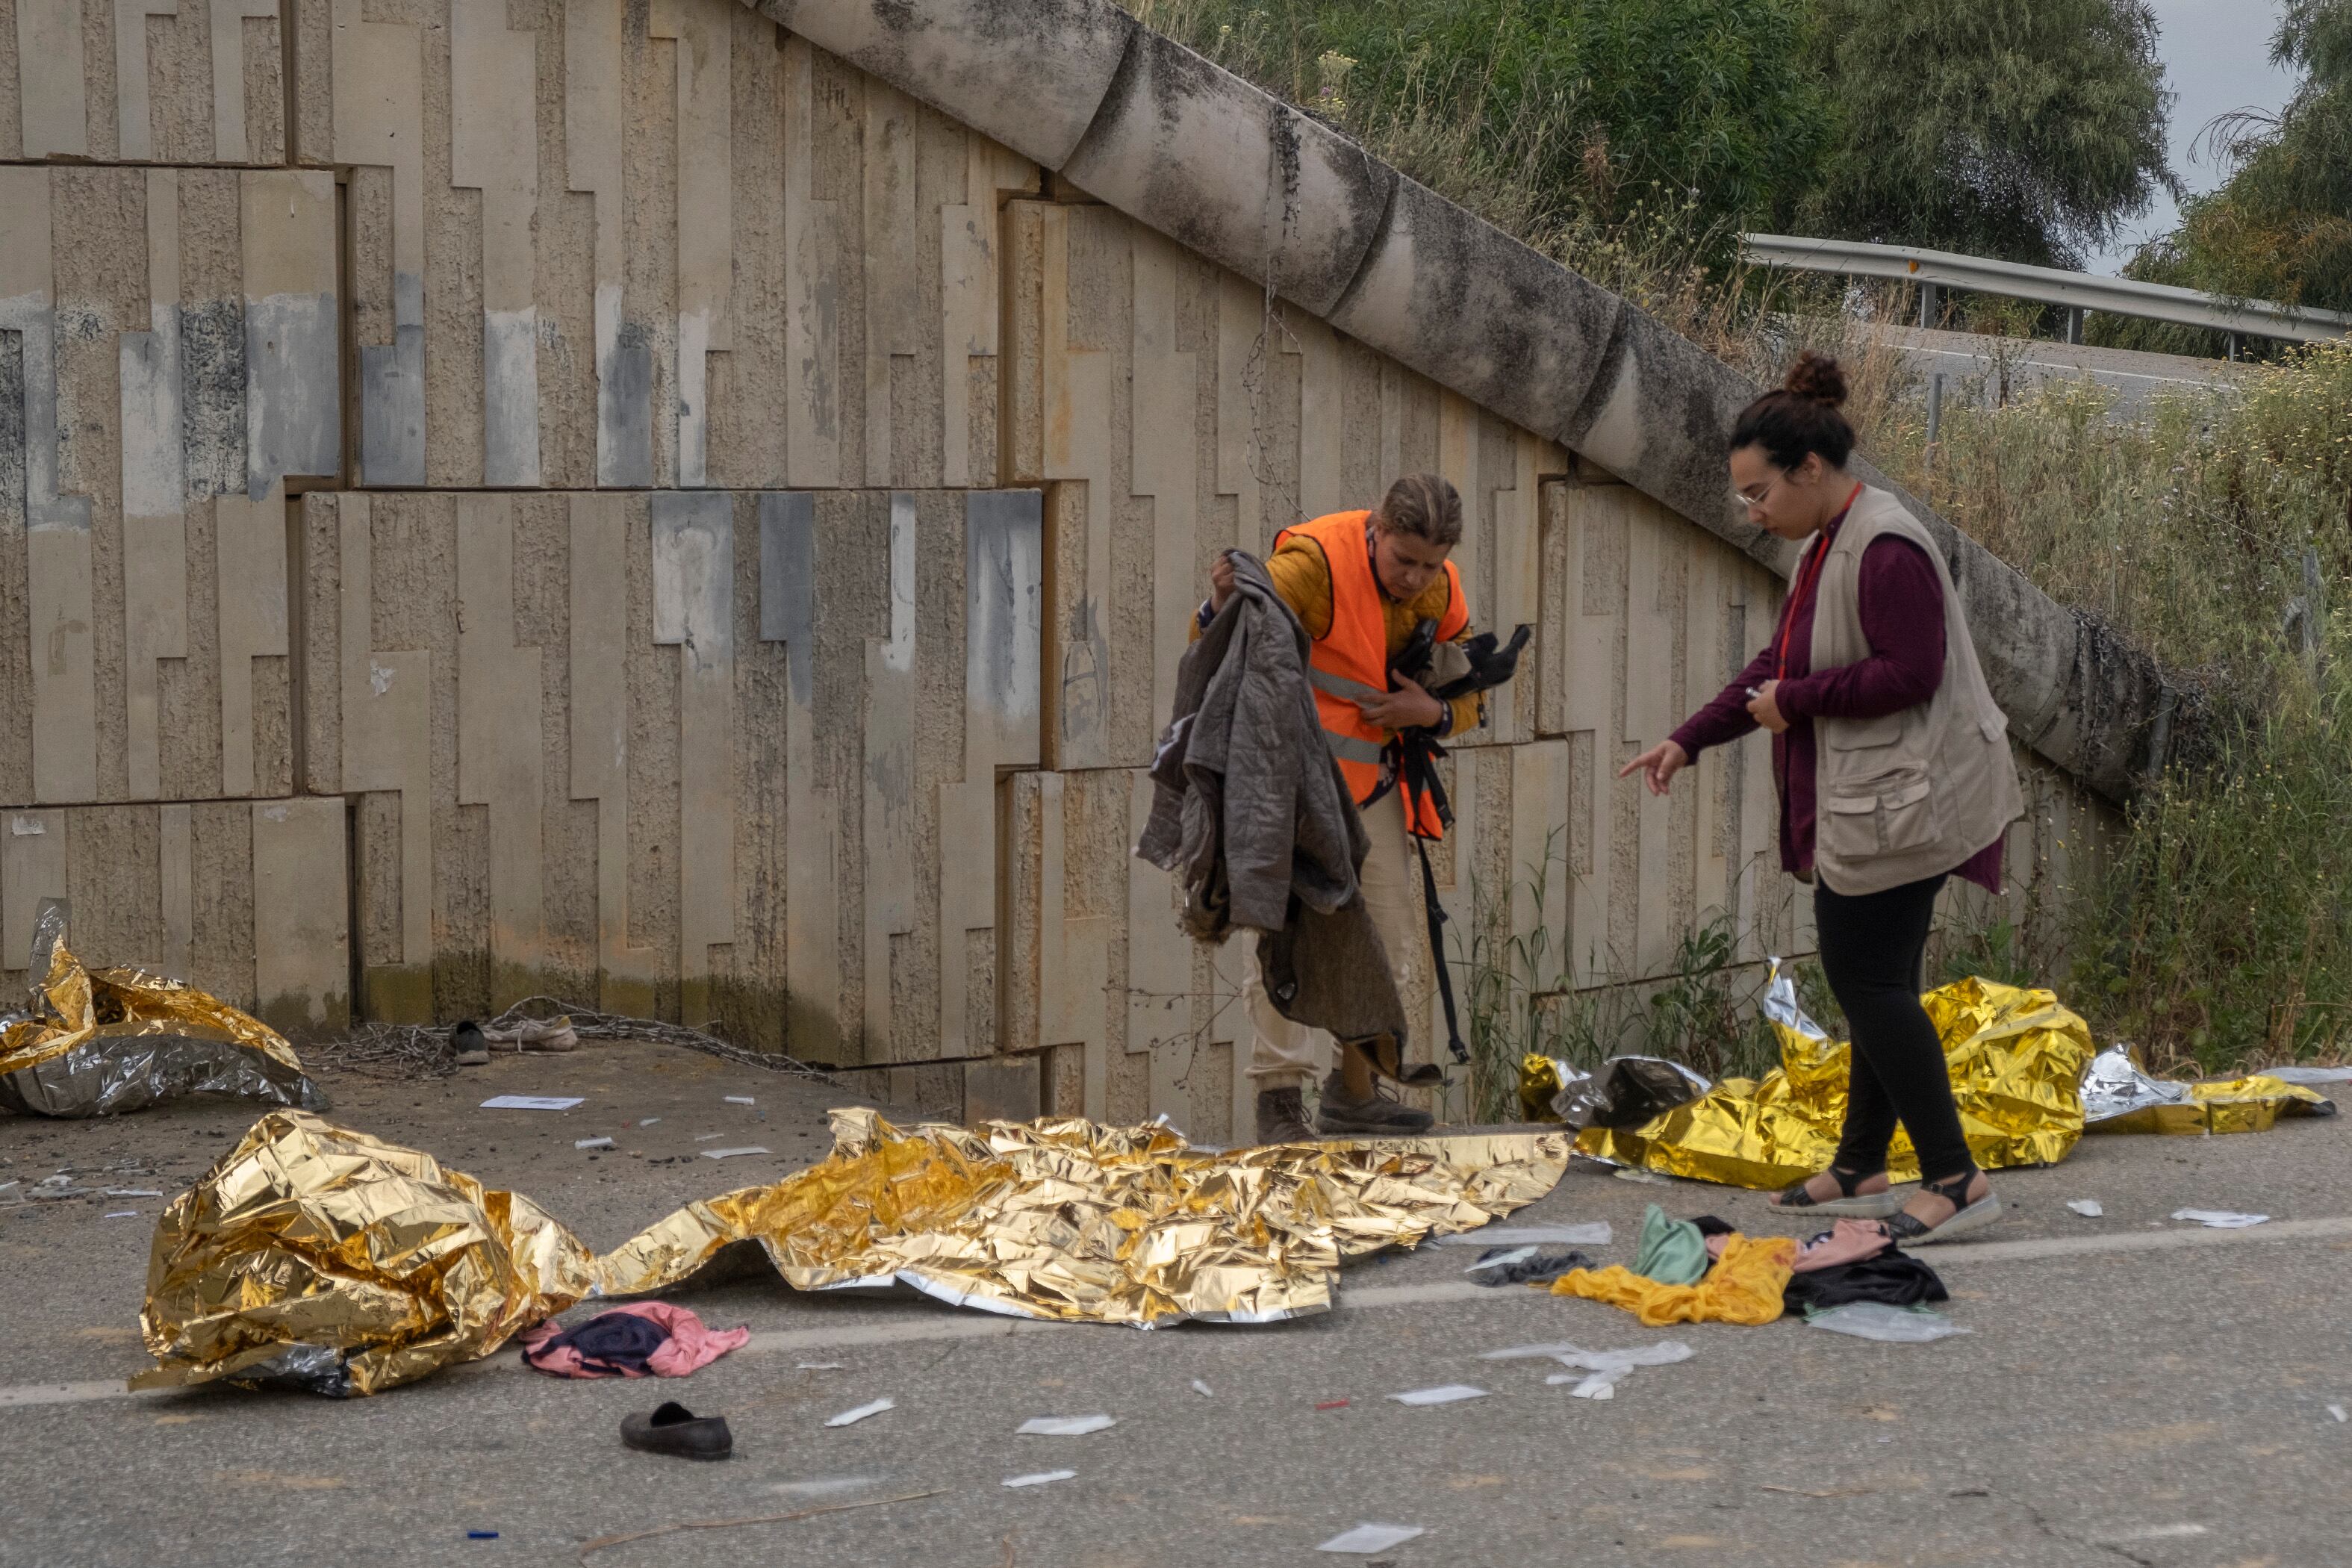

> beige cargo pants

[{"left": 1242, "top": 787, "right": 1434, "bottom": 1090}]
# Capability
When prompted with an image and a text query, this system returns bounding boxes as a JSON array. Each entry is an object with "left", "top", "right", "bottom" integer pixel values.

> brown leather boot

[
  {"left": 1316, "top": 1069, "right": 1435, "bottom": 1136},
  {"left": 1254, "top": 1086, "right": 1316, "bottom": 1145}
]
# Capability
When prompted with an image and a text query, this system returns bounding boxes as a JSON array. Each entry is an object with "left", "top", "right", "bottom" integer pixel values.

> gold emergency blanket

[
  {"left": 133, "top": 1111, "right": 594, "bottom": 1397},
  {"left": 0, "top": 913, "right": 324, "bottom": 1117},
  {"left": 2082, "top": 1051, "right": 2334, "bottom": 1135},
  {"left": 597, "top": 1108, "right": 1573, "bottom": 1325},
  {"left": 1576, "top": 969, "right": 2096, "bottom": 1189}
]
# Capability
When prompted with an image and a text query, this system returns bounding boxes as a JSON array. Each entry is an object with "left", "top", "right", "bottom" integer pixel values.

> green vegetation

[
  {"left": 1865, "top": 341, "right": 2352, "bottom": 1073},
  {"left": 1801, "top": 0, "right": 2172, "bottom": 268},
  {"left": 1133, "top": 0, "right": 2172, "bottom": 271},
  {"left": 2131, "top": 0, "right": 2352, "bottom": 314}
]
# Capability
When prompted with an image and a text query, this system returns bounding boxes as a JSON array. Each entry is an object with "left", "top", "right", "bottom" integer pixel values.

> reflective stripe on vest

[{"left": 1273, "top": 511, "right": 1468, "bottom": 837}]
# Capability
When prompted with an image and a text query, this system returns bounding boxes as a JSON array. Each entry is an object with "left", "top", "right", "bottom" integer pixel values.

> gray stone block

[
  {"left": 1331, "top": 175, "right": 1621, "bottom": 447},
  {"left": 1062, "top": 29, "right": 1393, "bottom": 317},
  {"left": 753, "top": 0, "right": 1136, "bottom": 171}
]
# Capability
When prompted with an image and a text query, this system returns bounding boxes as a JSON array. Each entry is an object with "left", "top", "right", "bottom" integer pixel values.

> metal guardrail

[{"left": 1742, "top": 232, "right": 2352, "bottom": 346}]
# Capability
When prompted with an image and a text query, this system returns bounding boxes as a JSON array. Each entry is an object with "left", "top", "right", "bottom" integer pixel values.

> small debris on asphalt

[
  {"left": 1190, "top": 1379, "right": 1213, "bottom": 1397},
  {"left": 575, "top": 1136, "right": 615, "bottom": 1151},
  {"left": 1317, "top": 1522, "right": 1425, "bottom": 1554},
  {"left": 1387, "top": 1385, "right": 1487, "bottom": 1407},
  {"left": 104, "top": 1210, "right": 139, "bottom": 1219},
  {"left": 724, "top": 1095, "right": 756, "bottom": 1106},
  {"left": 636, "top": 1118, "right": 661, "bottom": 1127},
  {"left": 692, "top": 1133, "right": 724, "bottom": 1142},
  {"left": 700, "top": 1147, "right": 771, "bottom": 1160},
  {"left": 1804, "top": 1303, "right": 1970, "bottom": 1343},
  {"left": 2171, "top": 1208, "right": 2268, "bottom": 1228},
  {"left": 1002, "top": 1469, "right": 1077, "bottom": 1488},
  {"left": 2329, "top": 1404, "right": 2348, "bottom": 1423},
  {"left": 1614, "top": 1167, "right": 1669, "bottom": 1184},
  {"left": 1017, "top": 1414, "right": 1115, "bottom": 1436},
  {"left": 797, "top": 1361, "right": 846, "bottom": 1371},
  {"left": 466, "top": 1531, "right": 499, "bottom": 1540},
  {"left": 1314, "top": 1399, "right": 1350, "bottom": 1411},
  {"left": 825, "top": 1399, "right": 895, "bottom": 1428},
  {"left": 1430, "top": 1222, "right": 1611, "bottom": 1248},
  {"left": 104, "top": 1188, "right": 162, "bottom": 1198},
  {"left": 2065, "top": 1199, "right": 2103, "bottom": 1217},
  {"left": 479, "top": 1095, "right": 584, "bottom": 1111}
]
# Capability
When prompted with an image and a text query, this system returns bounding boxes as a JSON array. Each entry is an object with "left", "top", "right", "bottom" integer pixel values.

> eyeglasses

[{"left": 1731, "top": 471, "right": 1785, "bottom": 508}]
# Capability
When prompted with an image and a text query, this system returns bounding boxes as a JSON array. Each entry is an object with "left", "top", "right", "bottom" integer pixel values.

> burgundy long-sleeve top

[{"left": 1670, "top": 513, "right": 2004, "bottom": 895}]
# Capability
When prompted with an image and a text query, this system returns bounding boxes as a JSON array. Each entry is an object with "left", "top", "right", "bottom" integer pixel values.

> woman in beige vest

[{"left": 1622, "top": 353, "right": 2023, "bottom": 1244}]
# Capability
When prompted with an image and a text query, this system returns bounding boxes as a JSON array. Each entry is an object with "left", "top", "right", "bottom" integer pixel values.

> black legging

[{"left": 1814, "top": 872, "right": 1973, "bottom": 1183}]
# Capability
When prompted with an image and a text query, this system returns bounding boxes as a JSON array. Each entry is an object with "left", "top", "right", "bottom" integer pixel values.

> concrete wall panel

[
  {"left": 4, "top": 0, "right": 290, "bottom": 163},
  {"left": 0, "top": 166, "right": 331, "bottom": 811},
  {"left": 314, "top": 0, "right": 1040, "bottom": 491}
]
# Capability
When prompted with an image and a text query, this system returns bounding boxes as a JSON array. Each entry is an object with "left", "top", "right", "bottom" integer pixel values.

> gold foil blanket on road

[
  {"left": 2079, "top": 1045, "right": 2336, "bottom": 1134},
  {"left": 133, "top": 1111, "right": 594, "bottom": 1397},
  {"left": 1575, "top": 967, "right": 2097, "bottom": 1189},
  {"left": 0, "top": 902, "right": 325, "bottom": 1117},
  {"left": 595, "top": 1110, "right": 1574, "bottom": 1326}
]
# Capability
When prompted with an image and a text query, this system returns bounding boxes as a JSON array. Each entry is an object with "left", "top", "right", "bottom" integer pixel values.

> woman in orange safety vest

[{"left": 1204, "top": 474, "right": 1485, "bottom": 1145}]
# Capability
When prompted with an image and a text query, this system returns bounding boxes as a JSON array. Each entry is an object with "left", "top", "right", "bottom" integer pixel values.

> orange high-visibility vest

[{"left": 1273, "top": 510, "right": 1467, "bottom": 839}]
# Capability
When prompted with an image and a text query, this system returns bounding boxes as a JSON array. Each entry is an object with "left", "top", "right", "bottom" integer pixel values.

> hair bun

[{"left": 1782, "top": 351, "right": 1849, "bottom": 409}]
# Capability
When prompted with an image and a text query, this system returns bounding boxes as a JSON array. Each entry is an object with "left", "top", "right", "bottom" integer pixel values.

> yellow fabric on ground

[{"left": 1549, "top": 1233, "right": 1799, "bottom": 1327}]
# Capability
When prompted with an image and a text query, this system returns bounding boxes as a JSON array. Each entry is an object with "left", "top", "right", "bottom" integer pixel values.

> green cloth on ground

[{"left": 1632, "top": 1203, "right": 1709, "bottom": 1286}]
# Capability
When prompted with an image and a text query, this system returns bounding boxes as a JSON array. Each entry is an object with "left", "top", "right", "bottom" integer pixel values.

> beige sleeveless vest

[{"left": 1807, "top": 486, "right": 2023, "bottom": 896}]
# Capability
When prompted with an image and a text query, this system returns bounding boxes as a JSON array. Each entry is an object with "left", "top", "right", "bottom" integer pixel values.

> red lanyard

[{"left": 1775, "top": 484, "right": 1862, "bottom": 682}]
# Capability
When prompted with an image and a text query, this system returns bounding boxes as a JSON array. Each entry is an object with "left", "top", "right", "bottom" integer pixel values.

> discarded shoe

[
  {"left": 1316, "top": 1069, "right": 1434, "bottom": 1136},
  {"left": 451, "top": 1021, "right": 490, "bottom": 1067},
  {"left": 620, "top": 1400, "right": 733, "bottom": 1460},
  {"left": 484, "top": 1015, "right": 579, "bottom": 1053},
  {"left": 1254, "top": 1086, "right": 1316, "bottom": 1145}
]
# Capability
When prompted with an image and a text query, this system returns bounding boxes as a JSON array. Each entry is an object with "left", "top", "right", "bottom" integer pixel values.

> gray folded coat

[{"left": 1133, "top": 551, "right": 1409, "bottom": 1051}]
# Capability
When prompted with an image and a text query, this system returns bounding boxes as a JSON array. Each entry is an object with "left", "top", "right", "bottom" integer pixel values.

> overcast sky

[{"left": 2084, "top": 0, "right": 2303, "bottom": 273}]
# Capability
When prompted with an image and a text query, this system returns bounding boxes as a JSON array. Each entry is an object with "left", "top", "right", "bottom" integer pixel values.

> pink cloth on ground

[
  {"left": 517, "top": 1301, "right": 750, "bottom": 1378},
  {"left": 1793, "top": 1219, "right": 1894, "bottom": 1273}
]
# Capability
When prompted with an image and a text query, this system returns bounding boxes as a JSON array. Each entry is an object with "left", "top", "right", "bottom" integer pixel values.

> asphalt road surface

[{"left": 3, "top": 1040, "right": 2346, "bottom": 1567}]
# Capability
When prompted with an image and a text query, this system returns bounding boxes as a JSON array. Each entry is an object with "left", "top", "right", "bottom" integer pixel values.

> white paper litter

[
  {"left": 2171, "top": 1208, "right": 2269, "bottom": 1229},
  {"left": 2066, "top": 1199, "right": 2104, "bottom": 1217},
  {"left": 724, "top": 1095, "right": 756, "bottom": 1106},
  {"left": 1002, "top": 1470, "right": 1077, "bottom": 1489},
  {"left": 1482, "top": 1339, "right": 1693, "bottom": 1400},
  {"left": 1190, "top": 1379, "right": 1213, "bottom": 1397},
  {"left": 1318, "top": 1523, "right": 1426, "bottom": 1555},
  {"left": 636, "top": 1118, "right": 662, "bottom": 1127},
  {"left": 574, "top": 1136, "right": 615, "bottom": 1150},
  {"left": 104, "top": 1189, "right": 162, "bottom": 1198},
  {"left": 701, "top": 1146, "right": 771, "bottom": 1160},
  {"left": 1018, "top": 1414, "right": 1116, "bottom": 1436},
  {"left": 825, "top": 1398, "right": 895, "bottom": 1428},
  {"left": 2328, "top": 1404, "right": 2347, "bottom": 1423},
  {"left": 1387, "top": 1385, "right": 1488, "bottom": 1407},
  {"left": 104, "top": 1210, "right": 139, "bottom": 1219},
  {"left": 1805, "top": 1303, "right": 1971, "bottom": 1343},
  {"left": 797, "top": 1361, "right": 846, "bottom": 1371},
  {"left": 480, "top": 1095, "right": 584, "bottom": 1111},
  {"left": 1429, "top": 1222, "right": 1612, "bottom": 1248},
  {"left": 692, "top": 1133, "right": 724, "bottom": 1141}
]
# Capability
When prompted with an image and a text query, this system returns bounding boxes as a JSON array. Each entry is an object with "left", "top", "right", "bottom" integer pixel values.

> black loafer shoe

[{"left": 621, "top": 1401, "right": 733, "bottom": 1460}]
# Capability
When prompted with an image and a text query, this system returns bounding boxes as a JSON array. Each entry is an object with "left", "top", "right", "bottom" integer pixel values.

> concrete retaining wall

[{"left": 0, "top": 0, "right": 2126, "bottom": 1121}]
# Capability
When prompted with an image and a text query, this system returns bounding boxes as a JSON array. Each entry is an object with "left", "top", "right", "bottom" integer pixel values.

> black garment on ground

[
  {"left": 1814, "top": 871, "right": 1973, "bottom": 1183},
  {"left": 1466, "top": 1245, "right": 1593, "bottom": 1287},
  {"left": 1784, "top": 1250, "right": 1949, "bottom": 1313},
  {"left": 524, "top": 1310, "right": 673, "bottom": 1377}
]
